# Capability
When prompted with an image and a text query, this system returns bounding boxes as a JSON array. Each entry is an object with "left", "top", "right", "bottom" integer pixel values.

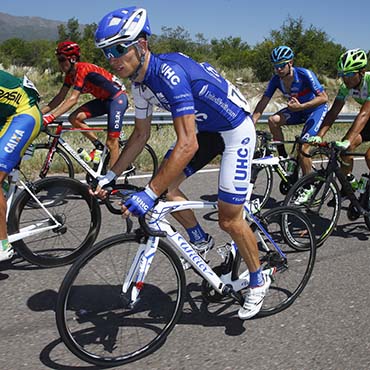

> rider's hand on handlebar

[
  {"left": 43, "top": 113, "right": 55, "bottom": 126},
  {"left": 122, "top": 186, "right": 158, "bottom": 218},
  {"left": 91, "top": 170, "right": 117, "bottom": 199},
  {"left": 307, "top": 136, "right": 323, "bottom": 144},
  {"left": 334, "top": 139, "right": 350, "bottom": 150}
]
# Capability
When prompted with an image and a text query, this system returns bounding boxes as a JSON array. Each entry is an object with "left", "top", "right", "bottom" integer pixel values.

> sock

[
  {"left": 93, "top": 140, "right": 104, "bottom": 150},
  {"left": 249, "top": 268, "right": 264, "bottom": 287},
  {"left": 1, "top": 239, "right": 10, "bottom": 252},
  {"left": 277, "top": 144, "right": 288, "bottom": 158},
  {"left": 186, "top": 223, "right": 207, "bottom": 243}
]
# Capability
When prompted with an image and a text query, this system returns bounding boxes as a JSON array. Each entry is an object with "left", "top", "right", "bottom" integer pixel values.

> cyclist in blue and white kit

[
  {"left": 253, "top": 46, "right": 328, "bottom": 179},
  {"left": 94, "top": 6, "right": 269, "bottom": 319}
]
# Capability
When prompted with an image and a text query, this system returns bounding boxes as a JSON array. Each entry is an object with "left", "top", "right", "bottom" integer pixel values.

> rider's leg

[
  {"left": 365, "top": 147, "right": 370, "bottom": 171},
  {"left": 166, "top": 169, "right": 209, "bottom": 244},
  {"left": 340, "top": 133, "right": 362, "bottom": 176},
  {"left": 268, "top": 112, "right": 288, "bottom": 157},
  {"left": 301, "top": 104, "right": 328, "bottom": 175},
  {"left": 69, "top": 109, "right": 99, "bottom": 142},
  {"left": 106, "top": 135, "right": 120, "bottom": 167},
  {"left": 218, "top": 201, "right": 260, "bottom": 272},
  {"left": 298, "top": 143, "right": 313, "bottom": 176}
]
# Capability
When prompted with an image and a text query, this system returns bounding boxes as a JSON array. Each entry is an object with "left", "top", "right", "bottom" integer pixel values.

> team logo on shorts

[{"left": 241, "top": 137, "right": 250, "bottom": 145}]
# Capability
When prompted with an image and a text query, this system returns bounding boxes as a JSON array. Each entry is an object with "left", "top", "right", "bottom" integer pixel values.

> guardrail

[{"left": 57, "top": 112, "right": 357, "bottom": 127}]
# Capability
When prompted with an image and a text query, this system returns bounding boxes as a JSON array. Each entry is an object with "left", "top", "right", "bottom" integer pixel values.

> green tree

[
  {"left": 57, "top": 17, "right": 81, "bottom": 42},
  {"left": 251, "top": 17, "right": 345, "bottom": 81}
]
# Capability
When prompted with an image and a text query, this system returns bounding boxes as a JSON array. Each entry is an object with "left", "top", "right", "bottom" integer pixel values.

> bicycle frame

[
  {"left": 120, "top": 200, "right": 285, "bottom": 307},
  {"left": 6, "top": 168, "right": 63, "bottom": 243},
  {"left": 40, "top": 123, "right": 107, "bottom": 179},
  {"left": 40, "top": 123, "right": 134, "bottom": 180}
]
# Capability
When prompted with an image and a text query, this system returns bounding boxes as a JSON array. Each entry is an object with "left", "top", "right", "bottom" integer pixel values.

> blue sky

[{"left": 1, "top": 0, "right": 369, "bottom": 49}]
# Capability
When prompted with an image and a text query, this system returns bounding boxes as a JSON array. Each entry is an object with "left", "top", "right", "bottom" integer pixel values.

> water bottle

[
  {"left": 119, "top": 130, "right": 126, "bottom": 140},
  {"left": 286, "top": 158, "right": 297, "bottom": 176},
  {"left": 346, "top": 173, "right": 358, "bottom": 191},
  {"left": 357, "top": 174, "right": 369, "bottom": 194},
  {"left": 92, "top": 149, "right": 103, "bottom": 164},
  {"left": 77, "top": 148, "right": 91, "bottom": 163}
]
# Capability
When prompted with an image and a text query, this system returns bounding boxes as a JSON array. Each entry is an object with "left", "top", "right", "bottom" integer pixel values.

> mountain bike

[
  {"left": 5, "top": 158, "right": 101, "bottom": 267},
  {"left": 283, "top": 141, "right": 370, "bottom": 246},
  {"left": 55, "top": 187, "right": 316, "bottom": 366},
  {"left": 26, "top": 120, "right": 158, "bottom": 188}
]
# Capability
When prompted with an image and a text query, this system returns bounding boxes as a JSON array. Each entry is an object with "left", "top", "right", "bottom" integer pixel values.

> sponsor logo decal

[
  {"left": 4, "top": 130, "right": 25, "bottom": 153},
  {"left": 161, "top": 63, "right": 180, "bottom": 85}
]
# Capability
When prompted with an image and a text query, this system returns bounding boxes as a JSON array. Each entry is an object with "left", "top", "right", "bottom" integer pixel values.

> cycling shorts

[
  {"left": 78, "top": 91, "right": 128, "bottom": 138},
  {"left": 360, "top": 119, "right": 370, "bottom": 142},
  {"left": 0, "top": 105, "right": 41, "bottom": 173},
  {"left": 277, "top": 103, "right": 328, "bottom": 139},
  {"left": 164, "top": 116, "right": 256, "bottom": 205}
]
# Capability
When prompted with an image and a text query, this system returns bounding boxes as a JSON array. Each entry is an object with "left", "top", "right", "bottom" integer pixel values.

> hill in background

[{"left": 0, "top": 12, "right": 84, "bottom": 41}]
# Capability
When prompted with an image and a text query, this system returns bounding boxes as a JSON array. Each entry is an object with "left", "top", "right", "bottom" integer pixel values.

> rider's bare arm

[
  {"left": 148, "top": 114, "right": 198, "bottom": 197},
  {"left": 252, "top": 95, "right": 270, "bottom": 124},
  {"left": 317, "top": 98, "right": 345, "bottom": 137}
]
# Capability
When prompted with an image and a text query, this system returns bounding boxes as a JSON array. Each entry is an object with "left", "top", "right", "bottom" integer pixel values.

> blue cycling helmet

[
  {"left": 95, "top": 7, "right": 151, "bottom": 48},
  {"left": 271, "top": 46, "right": 294, "bottom": 64}
]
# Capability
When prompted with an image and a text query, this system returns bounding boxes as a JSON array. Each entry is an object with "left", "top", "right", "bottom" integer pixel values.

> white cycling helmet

[{"left": 95, "top": 7, "right": 151, "bottom": 49}]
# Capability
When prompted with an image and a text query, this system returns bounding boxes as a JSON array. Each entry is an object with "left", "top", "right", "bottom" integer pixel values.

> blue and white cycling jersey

[
  {"left": 264, "top": 67, "right": 325, "bottom": 113},
  {"left": 132, "top": 52, "right": 250, "bottom": 132},
  {"left": 132, "top": 52, "right": 255, "bottom": 205}
]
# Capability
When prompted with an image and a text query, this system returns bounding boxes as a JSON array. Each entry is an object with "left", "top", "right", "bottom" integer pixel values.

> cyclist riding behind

[
  {"left": 0, "top": 70, "right": 42, "bottom": 262},
  {"left": 309, "top": 48, "right": 370, "bottom": 197},
  {"left": 94, "top": 6, "right": 270, "bottom": 320},
  {"left": 41, "top": 41, "right": 128, "bottom": 166},
  {"left": 252, "top": 46, "right": 328, "bottom": 197}
]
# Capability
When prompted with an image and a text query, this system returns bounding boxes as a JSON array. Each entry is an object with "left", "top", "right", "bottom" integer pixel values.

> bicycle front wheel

[
  {"left": 8, "top": 177, "right": 101, "bottom": 267},
  {"left": 56, "top": 234, "right": 186, "bottom": 367},
  {"left": 248, "top": 207, "right": 316, "bottom": 317},
  {"left": 284, "top": 171, "right": 341, "bottom": 247}
]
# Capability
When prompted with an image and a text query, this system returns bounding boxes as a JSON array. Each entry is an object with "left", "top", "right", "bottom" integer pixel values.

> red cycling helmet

[{"left": 55, "top": 41, "right": 80, "bottom": 60}]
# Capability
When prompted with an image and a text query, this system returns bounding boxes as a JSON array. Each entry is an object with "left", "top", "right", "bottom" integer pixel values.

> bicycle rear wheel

[
  {"left": 56, "top": 234, "right": 186, "bottom": 367},
  {"left": 284, "top": 171, "right": 341, "bottom": 247},
  {"left": 8, "top": 177, "right": 101, "bottom": 267},
  {"left": 249, "top": 207, "right": 316, "bottom": 317},
  {"left": 249, "top": 163, "right": 273, "bottom": 212}
]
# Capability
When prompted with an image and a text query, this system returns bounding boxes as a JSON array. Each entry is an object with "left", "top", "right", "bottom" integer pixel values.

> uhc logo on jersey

[{"left": 161, "top": 64, "right": 180, "bottom": 86}]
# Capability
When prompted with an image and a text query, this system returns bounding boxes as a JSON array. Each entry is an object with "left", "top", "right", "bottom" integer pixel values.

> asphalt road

[{"left": 1, "top": 160, "right": 370, "bottom": 370}]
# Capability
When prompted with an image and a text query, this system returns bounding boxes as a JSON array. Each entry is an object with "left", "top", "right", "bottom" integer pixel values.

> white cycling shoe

[
  {"left": 238, "top": 274, "right": 271, "bottom": 320},
  {"left": 0, "top": 245, "right": 14, "bottom": 262}
]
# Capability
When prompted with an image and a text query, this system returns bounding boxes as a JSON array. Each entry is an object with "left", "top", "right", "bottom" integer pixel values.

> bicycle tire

[
  {"left": 34, "top": 143, "right": 74, "bottom": 178},
  {"left": 250, "top": 163, "right": 273, "bottom": 211},
  {"left": 56, "top": 234, "right": 186, "bottom": 367},
  {"left": 119, "top": 140, "right": 158, "bottom": 187},
  {"left": 85, "top": 141, "right": 158, "bottom": 188},
  {"left": 8, "top": 177, "right": 101, "bottom": 267},
  {"left": 283, "top": 171, "right": 341, "bottom": 247},
  {"left": 250, "top": 207, "right": 316, "bottom": 317}
]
